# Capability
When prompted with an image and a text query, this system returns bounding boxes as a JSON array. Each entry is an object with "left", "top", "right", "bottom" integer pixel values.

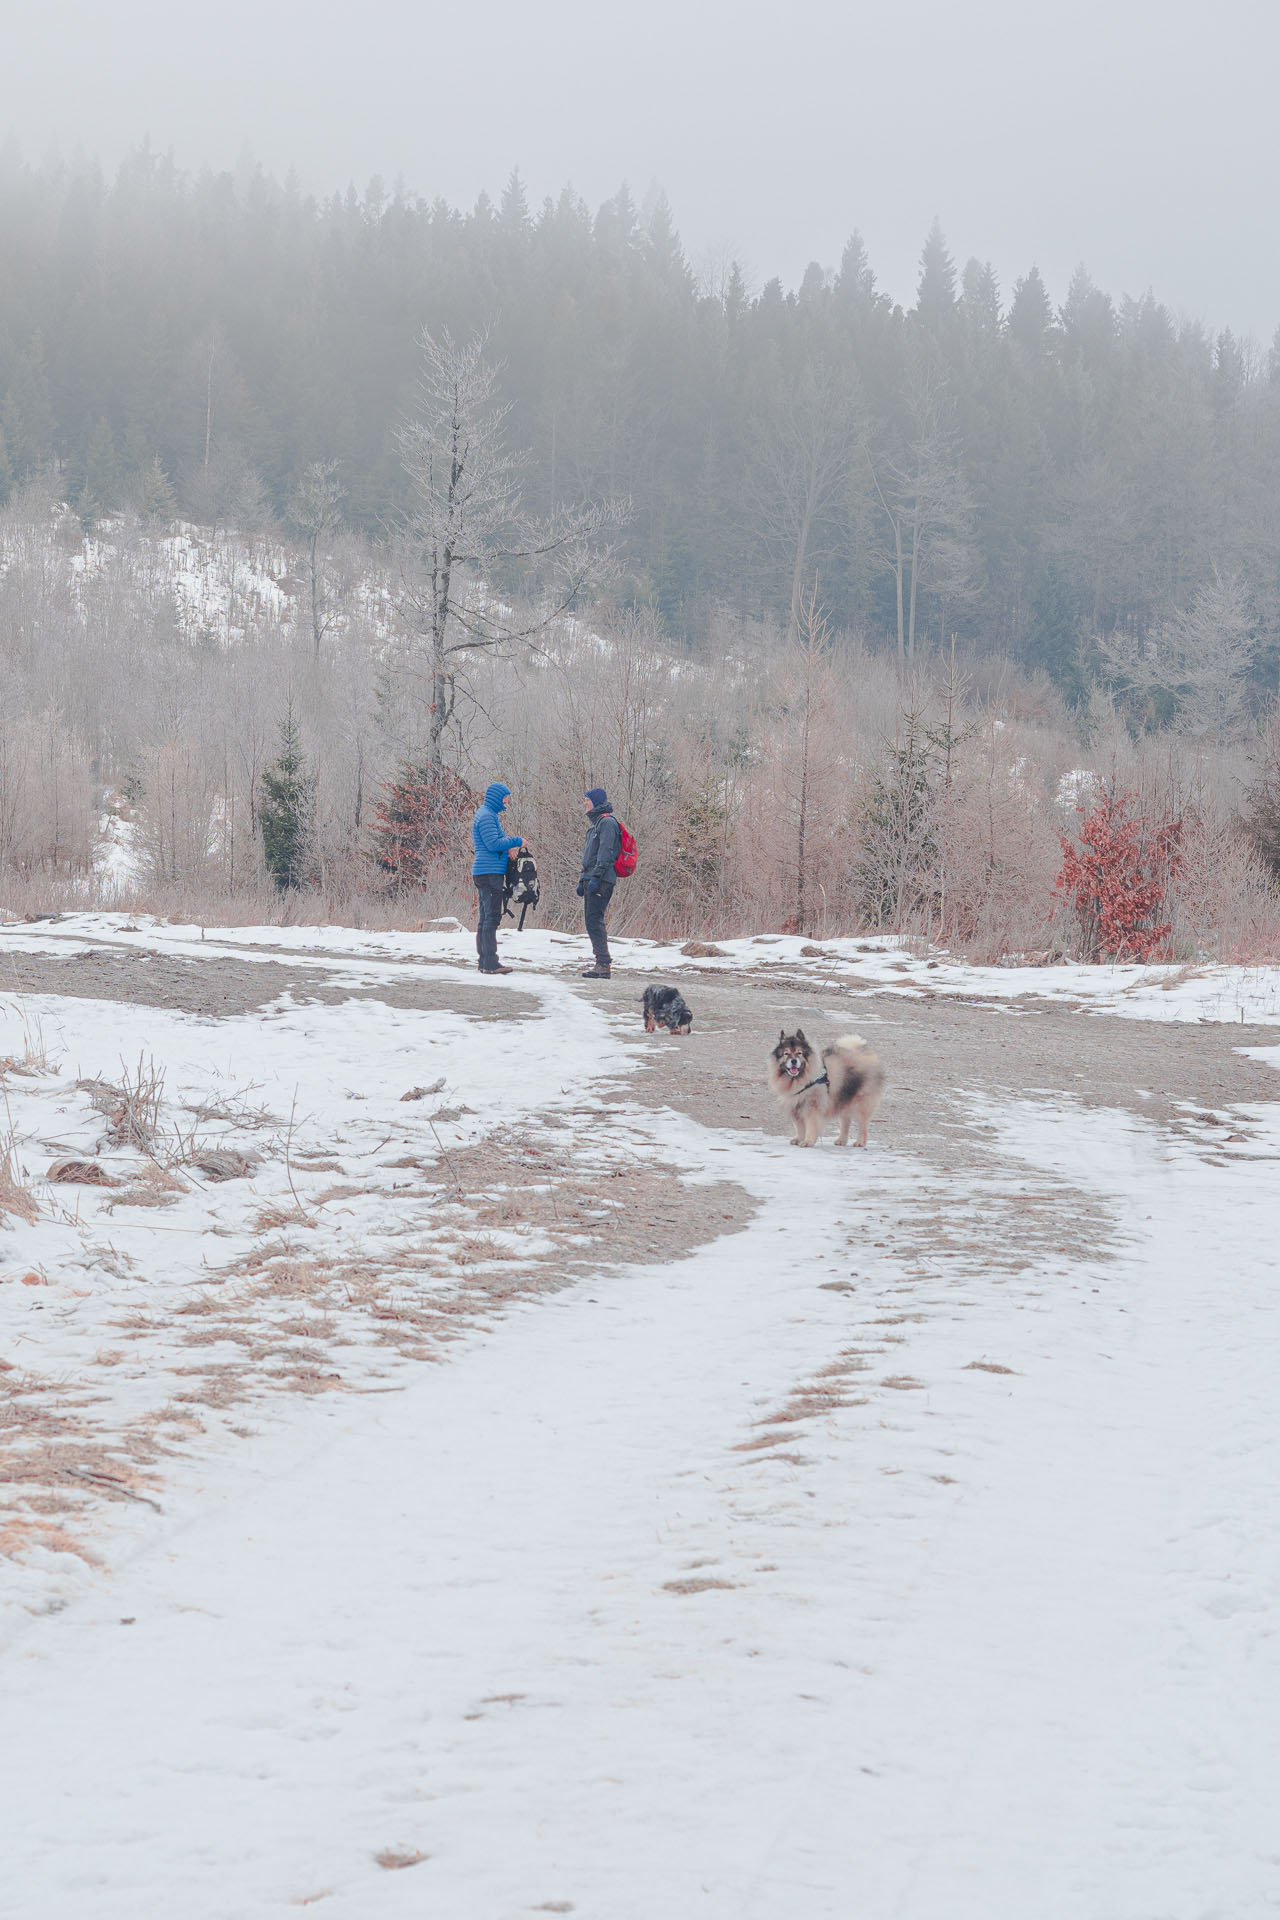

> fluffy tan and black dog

[{"left": 768, "top": 1029, "right": 885, "bottom": 1147}]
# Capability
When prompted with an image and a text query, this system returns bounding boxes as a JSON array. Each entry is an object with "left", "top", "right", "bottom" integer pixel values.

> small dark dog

[{"left": 643, "top": 984, "right": 693, "bottom": 1034}]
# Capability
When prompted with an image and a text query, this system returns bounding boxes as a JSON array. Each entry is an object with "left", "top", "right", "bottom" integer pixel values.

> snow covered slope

[{"left": 2, "top": 919, "right": 1279, "bottom": 1917}]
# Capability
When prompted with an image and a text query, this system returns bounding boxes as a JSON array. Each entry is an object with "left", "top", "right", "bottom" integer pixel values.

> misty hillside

[{"left": 3, "top": 148, "right": 1280, "bottom": 689}]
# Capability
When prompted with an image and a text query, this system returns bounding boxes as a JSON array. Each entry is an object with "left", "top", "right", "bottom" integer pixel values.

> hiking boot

[
  {"left": 580, "top": 964, "right": 611, "bottom": 978},
  {"left": 479, "top": 964, "right": 513, "bottom": 975}
]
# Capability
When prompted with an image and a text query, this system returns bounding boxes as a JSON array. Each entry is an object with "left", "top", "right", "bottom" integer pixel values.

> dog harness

[{"left": 794, "top": 1070, "right": 829, "bottom": 1095}]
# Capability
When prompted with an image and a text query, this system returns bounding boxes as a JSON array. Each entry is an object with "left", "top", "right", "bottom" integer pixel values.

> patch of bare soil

[
  {"left": 590, "top": 968, "right": 1280, "bottom": 1446},
  {"left": 0, "top": 945, "right": 539, "bottom": 1022},
  {"left": 602, "top": 969, "right": 1280, "bottom": 1159}
]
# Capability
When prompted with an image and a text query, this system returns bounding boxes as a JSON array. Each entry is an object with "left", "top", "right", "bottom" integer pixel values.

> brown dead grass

[
  {"left": 0, "top": 1143, "right": 38, "bottom": 1222},
  {"left": 741, "top": 1347, "right": 874, "bottom": 1443},
  {"left": 6, "top": 1121, "right": 751, "bottom": 1573},
  {"left": 251, "top": 1203, "right": 312, "bottom": 1233},
  {"left": 0, "top": 1515, "right": 101, "bottom": 1563},
  {"left": 374, "top": 1848, "right": 428, "bottom": 1871},
  {"left": 104, "top": 1163, "right": 188, "bottom": 1210}
]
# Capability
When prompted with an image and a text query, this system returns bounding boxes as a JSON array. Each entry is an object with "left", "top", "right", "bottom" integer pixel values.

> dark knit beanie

[{"left": 585, "top": 787, "right": 609, "bottom": 810}]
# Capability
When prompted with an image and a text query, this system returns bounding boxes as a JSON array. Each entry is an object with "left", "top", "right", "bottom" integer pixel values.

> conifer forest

[{"left": 2, "top": 147, "right": 1279, "bottom": 954}]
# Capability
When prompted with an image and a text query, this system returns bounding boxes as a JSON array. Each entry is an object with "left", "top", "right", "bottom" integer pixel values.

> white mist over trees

[
  {"left": 2, "top": 148, "right": 1280, "bottom": 959},
  {"left": 3, "top": 150, "right": 1280, "bottom": 683}
]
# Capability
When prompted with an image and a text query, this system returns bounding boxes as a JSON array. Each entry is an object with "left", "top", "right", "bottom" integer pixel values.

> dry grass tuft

[
  {"left": 373, "top": 1848, "right": 429, "bottom": 1871},
  {"left": 0, "top": 1006, "right": 60, "bottom": 1075},
  {"left": 251, "top": 1203, "right": 312, "bottom": 1233},
  {"left": 184, "top": 1090, "right": 281, "bottom": 1131},
  {"left": 76, "top": 1056, "right": 168, "bottom": 1153},
  {"left": 249, "top": 1258, "right": 331, "bottom": 1298},
  {"left": 0, "top": 1515, "right": 100, "bottom": 1563},
  {"left": 662, "top": 1576, "right": 737, "bottom": 1595},
  {"left": 105, "top": 1163, "right": 188, "bottom": 1211},
  {"left": 453, "top": 1234, "right": 516, "bottom": 1266},
  {"left": 0, "top": 1139, "right": 39, "bottom": 1222},
  {"left": 187, "top": 1148, "right": 256, "bottom": 1182}
]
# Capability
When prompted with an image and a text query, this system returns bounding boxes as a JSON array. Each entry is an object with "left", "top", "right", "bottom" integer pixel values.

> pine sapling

[{"left": 259, "top": 708, "right": 315, "bottom": 891}]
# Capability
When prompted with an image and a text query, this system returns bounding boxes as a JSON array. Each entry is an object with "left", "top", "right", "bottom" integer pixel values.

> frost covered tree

[
  {"left": 287, "top": 460, "right": 346, "bottom": 657},
  {"left": 130, "top": 456, "right": 177, "bottom": 525},
  {"left": 395, "top": 329, "right": 621, "bottom": 769},
  {"left": 1102, "top": 574, "right": 1255, "bottom": 751},
  {"left": 856, "top": 700, "right": 939, "bottom": 927}
]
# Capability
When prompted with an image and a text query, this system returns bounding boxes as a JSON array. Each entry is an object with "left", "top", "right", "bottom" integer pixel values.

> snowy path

[{"left": 4, "top": 1064, "right": 1280, "bottom": 1916}]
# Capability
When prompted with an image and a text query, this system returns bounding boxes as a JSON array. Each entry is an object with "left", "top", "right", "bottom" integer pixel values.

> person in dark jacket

[
  {"left": 471, "top": 782, "right": 524, "bottom": 974},
  {"left": 577, "top": 787, "right": 621, "bottom": 978}
]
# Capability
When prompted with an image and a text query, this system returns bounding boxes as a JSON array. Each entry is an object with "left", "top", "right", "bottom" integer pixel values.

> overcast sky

[{"left": 4, "top": 0, "right": 1277, "bottom": 341}]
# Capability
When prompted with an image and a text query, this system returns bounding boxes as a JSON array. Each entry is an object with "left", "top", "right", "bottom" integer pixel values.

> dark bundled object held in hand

[
  {"left": 642, "top": 984, "right": 694, "bottom": 1035},
  {"left": 503, "top": 852, "right": 540, "bottom": 929}
]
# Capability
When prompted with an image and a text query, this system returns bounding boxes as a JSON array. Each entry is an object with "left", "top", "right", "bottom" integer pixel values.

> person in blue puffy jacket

[{"left": 471, "top": 782, "right": 524, "bottom": 974}]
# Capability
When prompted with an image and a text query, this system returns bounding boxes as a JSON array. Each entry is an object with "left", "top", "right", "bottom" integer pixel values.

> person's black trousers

[
  {"left": 583, "top": 879, "right": 615, "bottom": 966},
  {"left": 475, "top": 873, "right": 505, "bottom": 969}
]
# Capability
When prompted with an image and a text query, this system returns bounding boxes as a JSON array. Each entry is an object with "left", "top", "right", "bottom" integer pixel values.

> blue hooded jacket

[{"left": 472, "top": 782, "right": 522, "bottom": 876}]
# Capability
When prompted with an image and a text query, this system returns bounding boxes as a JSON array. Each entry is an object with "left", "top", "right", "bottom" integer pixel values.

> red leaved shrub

[
  {"left": 1055, "top": 786, "right": 1183, "bottom": 962},
  {"left": 368, "top": 765, "right": 473, "bottom": 890}
]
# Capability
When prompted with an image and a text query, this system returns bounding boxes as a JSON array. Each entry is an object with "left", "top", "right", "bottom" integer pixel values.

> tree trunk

[
  {"left": 907, "top": 506, "right": 922, "bottom": 662},
  {"left": 309, "top": 533, "right": 323, "bottom": 656}
]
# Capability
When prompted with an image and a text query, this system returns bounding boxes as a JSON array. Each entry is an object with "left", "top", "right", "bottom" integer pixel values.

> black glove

[
  {"left": 575, "top": 880, "right": 585, "bottom": 897},
  {"left": 586, "top": 874, "right": 601, "bottom": 895}
]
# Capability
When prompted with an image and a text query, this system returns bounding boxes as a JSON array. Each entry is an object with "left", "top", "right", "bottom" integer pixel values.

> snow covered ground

[
  {"left": 2, "top": 917, "right": 1279, "bottom": 1916},
  {"left": 13, "top": 909, "right": 1280, "bottom": 1023}
]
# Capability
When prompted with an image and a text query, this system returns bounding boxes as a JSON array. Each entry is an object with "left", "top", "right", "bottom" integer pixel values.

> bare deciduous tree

[
  {"left": 789, "top": 584, "right": 826, "bottom": 931},
  {"left": 396, "top": 329, "right": 623, "bottom": 768},
  {"left": 748, "top": 367, "right": 862, "bottom": 635},
  {"left": 287, "top": 460, "right": 346, "bottom": 656},
  {"left": 870, "top": 365, "right": 975, "bottom": 670},
  {"left": 1102, "top": 573, "right": 1255, "bottom": 751}
]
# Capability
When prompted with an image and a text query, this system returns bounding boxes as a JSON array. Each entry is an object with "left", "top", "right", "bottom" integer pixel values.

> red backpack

[{"left": 614, "top": 819, "right": 638, "bottom": 879}]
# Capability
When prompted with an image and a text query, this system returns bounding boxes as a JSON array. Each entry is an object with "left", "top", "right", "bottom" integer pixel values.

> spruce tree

[
  {"left": 914, "top": 219, "right": 957, "bottom": 333},
  {"left": 131, "top": 456, "right": 177, "bottom": 525},
  {"left": 79, "top": 416, "right": 120, "bottom": 520},
  {"left": 1008, "top": 267, "right": 1055, "bottom": 355},
  {"left": 856, "top": 714, "right": 939, "bottom": 927},
  {"left": 259, "top": 709, "right": 314, "bottom": 891}
]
